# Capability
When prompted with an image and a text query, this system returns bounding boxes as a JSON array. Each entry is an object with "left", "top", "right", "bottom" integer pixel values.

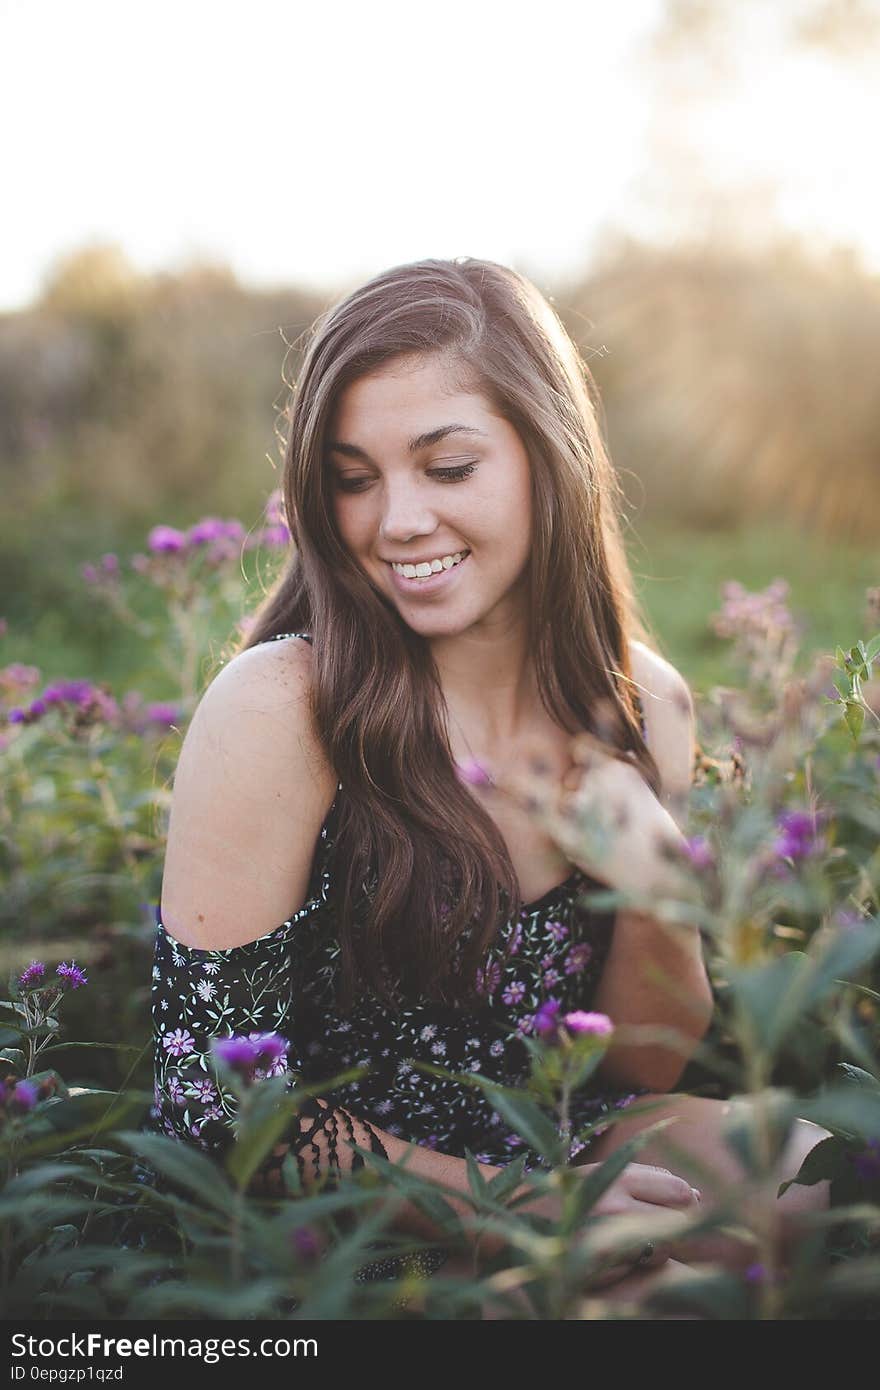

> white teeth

[{"left": 392, "top": 551, "right": 467, "bottom": 579}]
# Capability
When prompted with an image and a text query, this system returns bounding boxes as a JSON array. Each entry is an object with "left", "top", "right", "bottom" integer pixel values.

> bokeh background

[{"left": 2, "top": 0, "right": 878, "bottom": 698}]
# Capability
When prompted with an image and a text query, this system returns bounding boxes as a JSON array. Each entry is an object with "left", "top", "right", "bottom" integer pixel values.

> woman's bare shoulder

[
  {"left": 159, "top": 635, "right": 339, "bottom": 951},
  {"left": 626, "top": 639, "right": 695, "bottom": 815},
  {"left": 627, "top": 639, "right": 693, "bottom": 714}
]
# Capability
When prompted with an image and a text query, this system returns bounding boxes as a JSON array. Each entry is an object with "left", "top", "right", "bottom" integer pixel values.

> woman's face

[{"left": 326, "top": 354, "right": 533, "bottom": 641}]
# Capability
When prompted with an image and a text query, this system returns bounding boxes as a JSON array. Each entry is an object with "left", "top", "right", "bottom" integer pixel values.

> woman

[{"left": 152, "top": 257, "right": 827, "bottom": 1299}]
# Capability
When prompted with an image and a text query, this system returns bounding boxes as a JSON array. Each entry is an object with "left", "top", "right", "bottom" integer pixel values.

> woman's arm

[{"left": 591, "top": 647, "right": 713, "bottom": 1092}]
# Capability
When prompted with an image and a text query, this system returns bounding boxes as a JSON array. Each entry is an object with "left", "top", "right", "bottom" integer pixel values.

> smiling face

[{"left": 326, "top": 354, "right": 534, "bottom": 641}]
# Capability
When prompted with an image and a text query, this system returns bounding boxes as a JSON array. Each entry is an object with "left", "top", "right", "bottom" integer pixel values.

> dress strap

[{"left": 260, "top": 630, "right": 312, "bottom": 645}]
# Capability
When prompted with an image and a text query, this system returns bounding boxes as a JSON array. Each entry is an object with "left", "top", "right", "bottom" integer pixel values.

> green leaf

[
  {"left": 844, "top": 702, "right": 865, "bottom": 741},
  {"left": 9, "top": 1091, "right": 150, "bottom": 1161},
  {"left": 225, "top": 1077, "right": 302, "bottom": 1190},
  {"left": 777, "top": 1135, "right": 847, "bottom": 1197},
  {"left": 465, "top": 1078, "right": 562, "bottom": 1163},
  {"left": 865, "top": 634, "right": 880, "bottom": 664},
  {"left": 114, "top": 1130, "right": 236, "bottom": 1214},
  {"left": 464, "top": 1148, "right": 488, "bottom": 1200}
]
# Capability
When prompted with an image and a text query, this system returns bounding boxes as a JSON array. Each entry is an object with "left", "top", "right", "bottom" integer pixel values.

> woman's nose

[{"left": 378, "top": 479, "right": 436, "bottom": 543}]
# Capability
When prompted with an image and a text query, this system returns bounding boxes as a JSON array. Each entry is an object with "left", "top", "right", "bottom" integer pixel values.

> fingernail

[{"left": 691, "top": 1187, "right": 702, "bottom": 1203}]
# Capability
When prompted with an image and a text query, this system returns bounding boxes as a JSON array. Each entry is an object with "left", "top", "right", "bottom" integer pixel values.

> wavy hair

[{"left": 238, "top": 257, "right": 662, "bottom": 1010}]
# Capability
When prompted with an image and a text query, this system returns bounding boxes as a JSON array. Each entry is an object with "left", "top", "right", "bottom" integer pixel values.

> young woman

[{"left": 152, "top": 257, "right": 828, "bottom": 1297}]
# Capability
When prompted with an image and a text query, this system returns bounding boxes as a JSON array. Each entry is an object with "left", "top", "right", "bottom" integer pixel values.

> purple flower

[
  {"left": 291, "top": 1227, "right": 320, "bottom": 1262},
  {"left": 253, "top": 523, "right": 292, "bottom": 550},
  {"left": 212, "top": 1036, "right": 259, "bottom": 1072},
  {"left": 472, "top": 961, "right": 500, "bottom": 995},
  {"left": 18, "top": 960, "right": 46, "bottom": 989},
  {"left": 162, "top": 1028, "right": 196, "bottom": 1058},
  {"left": 100, "top": 553, "right": 119, "bottom": 574},
  {"left": 55, "top": 960, "right": 88, "bottom": 990},
  {"left": 744, "top": 1263, "right": 767, "bottom": 1284},
  {"left": 167, "top": 1074, "right": 186, "bottom": 1106},
  {"left": 147, "top": 525, "right": 187, "bottom": 554},
  {"left": 542, "top": 969, "right": 561, "bottom": 989},
  {"left": 506, "top": 921, "right": 523, "bottom": 956},
  {"left": 545, "top": 920, "right": 568, "bottom": 943},
  {"left": 81, "top": 563, "right": 98, "bottom": 584},
  {"left": 502, "top": 980, "right": 526, "bottom": 1006},
  {"left": 185, "top": 1077, "right": 218, "bottom": 1104},
  {"left": 247, "top": 1032, "right": 290, "bottom": 1065},
  {"left": 563, "top": 1010, "right": 614, "bottom": 1038},
  {"left": 7, "top": 708, "right": 25, "bottom": 724},
  {"left": 683, "top": 835, "right": 714, "bottom": 870},
  {"left": 146, "top": 702, "right": 181, "bottom": 728},
  {"left": 852, "top": 1140, "right": 880, "bottom": 1184},
  {"left": 455, "top": 758, "right": 495, "bottom": 789},
  {"left": 773, "top": 810, "right": 825, "bottom": 862},
  {"left": 9, "top": 1080, "right": 39, "bottom": 1113},
  {"left": 533, "top": 998, "right": 562, "bottom": 1038},
  {"left": 565, "top": 943, "right": 593, "bottom": 975},
  {"left": 187, "top": 517, "right": 228, "bottom": 546},
  {"left": 29, "top": 698, "right": 48, "bottom": 717}
]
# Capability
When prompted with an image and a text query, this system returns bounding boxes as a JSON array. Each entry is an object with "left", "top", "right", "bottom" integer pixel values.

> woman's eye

[{"left": 334, "top": 462, "right": 477, "bottom": 493}]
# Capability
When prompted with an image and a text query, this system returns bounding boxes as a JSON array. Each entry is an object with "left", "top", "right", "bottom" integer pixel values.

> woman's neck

[{"left": 430, "top": 622, "right": 543, "bottom": 755}]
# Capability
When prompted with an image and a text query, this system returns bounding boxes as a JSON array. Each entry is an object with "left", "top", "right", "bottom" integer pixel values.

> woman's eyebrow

[{"left": 327, "top": 423, "right": 488, "bottom": 461}]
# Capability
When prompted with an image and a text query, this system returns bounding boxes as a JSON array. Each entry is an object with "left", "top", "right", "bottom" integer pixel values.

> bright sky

[{"left": 2, "top": 0, "right": 878, "bottom": 311}]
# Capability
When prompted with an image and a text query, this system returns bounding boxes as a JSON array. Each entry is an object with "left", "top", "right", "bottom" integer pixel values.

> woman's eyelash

[{"left": 335, "top": 462, "right": 477, "bottom": 493}]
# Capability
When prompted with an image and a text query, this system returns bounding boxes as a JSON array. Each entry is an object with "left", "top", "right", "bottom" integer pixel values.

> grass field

[{"left": 2, "top": 516, "right": 876, "bottom": 703}]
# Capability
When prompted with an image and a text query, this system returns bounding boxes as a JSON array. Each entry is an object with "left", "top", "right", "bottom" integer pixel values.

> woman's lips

[{"left": 386, "top": 552, "right": 470, "bottom": 597}]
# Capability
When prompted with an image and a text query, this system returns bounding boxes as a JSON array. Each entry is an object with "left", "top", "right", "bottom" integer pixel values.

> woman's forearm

[
  {"left": 253, "top": 1097, "right": 518, "bottom": 1262},
  {"left": 591, "top": 908, "right": 714, "bottom": 1093}
]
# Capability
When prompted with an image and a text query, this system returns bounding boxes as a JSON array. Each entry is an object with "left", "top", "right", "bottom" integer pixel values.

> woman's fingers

[{"left": 622, "top": 1165, "right": 701, "bottom": 1209}]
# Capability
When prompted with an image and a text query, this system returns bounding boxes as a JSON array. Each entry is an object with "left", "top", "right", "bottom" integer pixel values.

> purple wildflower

[
  {"left": 545, "top": 920, "right": 568, "bottom": 943},
  {"left": 852, "top": 1140, "right": 880, "bottom": 1184},
  {"left": 163, "top": 1028, "right": 196, "bottom": 1058},
  {"left": 147, "top": 525, "right": 188, "bottom": 554},
  {"left": 247, "top": 1032, "right": 290, "bottom": 1065},
  {"left": 7, "top": 708, "right": 25, "bottom": 724},
  {"left": 542, "top": 969, "right": 561, "bottom": 989},
  {"left": 29, "top": 697, "right": 48, "bottom": 717},
  {"left": 773, "top": 810, "right": 825, "bottom": 862},
  {"left": 187, "top": 517, "right": 228, "bottom": 546},
  {"left": 100, "top": 553, "right": 119, "bottom": 574},
  {"left": 18, "top": 960, "right": 46, "bottom": 989},
  {"left": 212, "top": 1036, "right": 259, "bottom": 1072},
  {"left": 9, "top": 1080, "right": 39, "bottom": 1113},
  {"left": 565, "top": 943, "right": 593, "bottom": 975},
  {"left": 455, "top": 758, "right": 495, "bottom": 789},
  {"left": 146, "top": 702, "right": 181, "bottom": 728},
  {"left": 291, "top": 1227, "right": 321, "bottom": 1262},
  {"left": 81, "top": 563, "right": 98, "bottom": 584},
  {"left": 56, "top": 960, "right": 88, "bottom": 990},
  {"left": 563, "top": 1010, "right": 614, "bottom": 1038},
  {"left": 683, "top": 835, "right": 714, "bottom": 870},
  {"left": 533, "top": 998, "right": 562, "bottom": 1038}
]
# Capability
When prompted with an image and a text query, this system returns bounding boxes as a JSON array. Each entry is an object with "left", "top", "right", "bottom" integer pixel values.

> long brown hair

[{"left": 238, "top": 257, "right": 662, "bottom": 1011}]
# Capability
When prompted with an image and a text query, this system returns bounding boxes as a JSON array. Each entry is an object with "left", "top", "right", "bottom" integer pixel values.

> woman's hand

[
  {"left": 539, "top": 1160, "right": 701, "bottom": 1288},
  {"left": 485, "top": 736, "right": 689, "bottom": 902}
]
